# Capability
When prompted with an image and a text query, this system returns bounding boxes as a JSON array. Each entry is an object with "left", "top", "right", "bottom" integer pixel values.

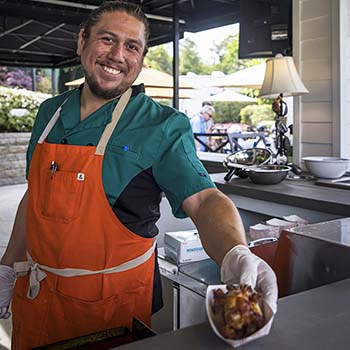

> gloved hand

[
  {"left": 0, "top": 265, "right": 16, "bottom": 319},
  {"left": 220, "top": 245, "right": 278, "bottom": 314}
]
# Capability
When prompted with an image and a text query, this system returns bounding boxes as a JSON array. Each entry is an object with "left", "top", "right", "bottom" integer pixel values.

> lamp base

[{"left": 272, "top": 94, "right": 290, "bottom": 165}]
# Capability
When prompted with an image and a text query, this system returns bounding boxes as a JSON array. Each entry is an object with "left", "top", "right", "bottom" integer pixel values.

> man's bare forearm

[
  {"left": 0, "top": 191, "right": 27, "bottom": 267},
  {"left": 182, "top": 188, "right": 247, "bottom": 265}
]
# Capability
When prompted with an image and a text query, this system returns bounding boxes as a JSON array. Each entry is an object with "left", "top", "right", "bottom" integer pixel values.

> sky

[
  {"left": 183, "top": 23, "right": 239, "bottom": 64},
  {"left": 162, "top": 22, "right": 239, "bottom": 65}
]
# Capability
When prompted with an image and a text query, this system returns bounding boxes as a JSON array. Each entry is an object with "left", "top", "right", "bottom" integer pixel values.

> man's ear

[{"left": 76, "top": 29, "right": 86, "bottom": 56}]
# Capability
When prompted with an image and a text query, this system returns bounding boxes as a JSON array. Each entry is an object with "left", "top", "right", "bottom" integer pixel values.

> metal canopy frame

[
  {"left": 0, "top": 0, "right": 240, "bottom": 68},
  {"left": 0, "top": 0, "right": 240, "bottom": 105}
]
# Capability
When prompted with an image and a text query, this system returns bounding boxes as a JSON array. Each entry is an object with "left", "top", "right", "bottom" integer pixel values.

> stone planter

[{"left": 0, "top": 132, "right": 30, "bottom": 186}]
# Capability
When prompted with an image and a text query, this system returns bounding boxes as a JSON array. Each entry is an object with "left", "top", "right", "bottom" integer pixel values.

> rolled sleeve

[{"left": 153, "top": 112, "right": 215, "bottom": 218}]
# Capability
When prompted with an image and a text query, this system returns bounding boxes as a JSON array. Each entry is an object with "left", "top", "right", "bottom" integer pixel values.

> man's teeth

[{"left": 103, "top": 66, "right": 121, "bottom": 75}]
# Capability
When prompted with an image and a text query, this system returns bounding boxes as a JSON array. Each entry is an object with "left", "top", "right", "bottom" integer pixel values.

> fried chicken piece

[{"left": 212, "top": 284, "right": 265, "bottom": 339}]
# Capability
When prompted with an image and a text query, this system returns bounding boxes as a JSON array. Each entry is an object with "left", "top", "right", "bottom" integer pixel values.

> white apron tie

[{"left": 14, "top": 240, "right": 156, "bottom": 300}]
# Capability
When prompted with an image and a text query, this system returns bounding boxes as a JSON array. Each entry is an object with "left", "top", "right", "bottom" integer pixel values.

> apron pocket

[
  {"left": 40, "top": 168, "right": 85, "bottom": 223},
  {"left": 11, "top": 317, "right": 23, "bottom": 350},
  {"left": 45, "top": 289, "right": 137, "bottom": 344},
  {"left": 12, "top": 277, "right": 51, "bottom": 350}
]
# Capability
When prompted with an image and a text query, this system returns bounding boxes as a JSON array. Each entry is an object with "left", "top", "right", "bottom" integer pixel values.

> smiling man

[
  {"left": 0, "top": 1, "right": 277, "bottom": 349},
  {"left": 77, "top": 8, "right": 146, "bottom": 108}
]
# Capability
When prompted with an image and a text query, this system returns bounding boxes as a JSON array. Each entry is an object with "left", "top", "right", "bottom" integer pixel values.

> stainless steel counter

[
  {"left": 290, "top": 217, "right": 350, "bottom": 245},
  {"left": 211, "top": 173, "right": 350, "bottom": 221},
  {"left": 153, "top": 250, "right": 221, "bottom": 332},
  {"left": 158, "top": 252, "right": 220, "bottom": 297},
  {"left": 118, "top": 278, "right": 350, "bottom": 350},
  {"left": 154, "top": 218, "right": 350, "bottom": 333}
]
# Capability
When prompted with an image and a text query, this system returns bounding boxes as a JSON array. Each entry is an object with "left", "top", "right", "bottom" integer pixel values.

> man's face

[
  {"left": 77, "top": 11, "right": 146, "bottom": 100},
  {"left": 203, "top": 112, "right": 211, "bottom": 121}
]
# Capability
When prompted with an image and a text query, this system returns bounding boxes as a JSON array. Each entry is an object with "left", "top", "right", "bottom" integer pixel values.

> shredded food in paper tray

[{"left": 212, "top": 284, "right": 265, "bottom": 339}]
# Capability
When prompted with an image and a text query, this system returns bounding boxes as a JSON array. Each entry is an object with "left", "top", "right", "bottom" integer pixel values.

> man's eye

[
  {"left": 101, "top": 37, "right": 113, "bottom": 44},
  {"left": 127, "top": 44, "right": 139, "bottom": 52}
]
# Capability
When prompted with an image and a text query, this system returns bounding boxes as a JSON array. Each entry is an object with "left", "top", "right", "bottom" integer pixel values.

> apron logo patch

[{"left": 77, "top": 173, "right": 85, "bottom": 181}]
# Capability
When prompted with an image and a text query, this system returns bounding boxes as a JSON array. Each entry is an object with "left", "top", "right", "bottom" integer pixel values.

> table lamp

[{"left": 259, "top": 54, "right": 309, "bottom": 164}]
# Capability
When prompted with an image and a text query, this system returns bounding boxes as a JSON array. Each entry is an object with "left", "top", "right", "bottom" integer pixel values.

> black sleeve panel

[{"left": 112, "top": 167, "right": 162, "bottom": 238}]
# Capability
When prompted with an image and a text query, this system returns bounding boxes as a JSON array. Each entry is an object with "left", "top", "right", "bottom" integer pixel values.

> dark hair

[
  {"left": 202, "top": 101, "right": 212, "bottom": 107},
  {"left": 80, "top": 1, "right": 149, "bottom": 55}
]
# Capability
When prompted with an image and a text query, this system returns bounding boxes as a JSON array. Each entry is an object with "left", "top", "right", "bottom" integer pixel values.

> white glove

[
  {"left": 220, "top": 245, "right": 278, "bottom": 314},
  {"left": 0, "top": 265, "right": 16, "bottom": 319}
]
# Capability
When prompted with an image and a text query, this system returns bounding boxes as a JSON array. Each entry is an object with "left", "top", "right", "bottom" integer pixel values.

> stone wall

[{"left": 0, "top": 133, "right": 30, "bottom": 186}]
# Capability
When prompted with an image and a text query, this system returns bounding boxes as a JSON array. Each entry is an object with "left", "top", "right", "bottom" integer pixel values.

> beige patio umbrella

[
  {"left": 145, "top": 87, "right": 191, "bottom": 99},
  {"left": 65, "top": 77, "right": 85, "bottom": 87},
  {"left": 208, "top": 89, "right": 256, "bottom": 102},
  {"left": 135, "top": 67, "right": 193, "bottom": 89},
  {"left": 65, "top": 67, "right": 193, "bottom": 89},
  {"left": 65, "top": 79, "right": 191, "bottom": 99},
  {"left": 209, "top": 63, "right": 266, "bottom": 89}
]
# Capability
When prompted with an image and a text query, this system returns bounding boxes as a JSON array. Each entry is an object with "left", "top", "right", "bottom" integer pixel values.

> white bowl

[{"left": 302, "top": 156, "right": 349, "bottom": 179}]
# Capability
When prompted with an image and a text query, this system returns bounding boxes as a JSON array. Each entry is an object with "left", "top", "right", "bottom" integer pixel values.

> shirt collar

[{"left": 59, "top": 84, "right": 144, "bottom": 132}]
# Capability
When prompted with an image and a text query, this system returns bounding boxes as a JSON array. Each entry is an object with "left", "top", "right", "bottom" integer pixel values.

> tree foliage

[
  {"left": 179, "top": 38, "right": 211, "bottom": 75},
  {"left": 240, "top": 104, "right": 275, "bottom": 128},
  {"left": 212, "top": 102, "right": 255, "bottom": 124},
  {"left": 144, "top": 46, "right": 172, "bottom": 74},
  {"left": 37, "top": 76, "right": 52, "bottom": 94},
  {"left": 212, "top": 34, "right": 263, "bottom": 74}
]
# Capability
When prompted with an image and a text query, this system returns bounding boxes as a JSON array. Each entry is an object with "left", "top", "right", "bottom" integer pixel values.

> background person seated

[{"left": 190, "top": 105, "right": 215, "bottom": 151}]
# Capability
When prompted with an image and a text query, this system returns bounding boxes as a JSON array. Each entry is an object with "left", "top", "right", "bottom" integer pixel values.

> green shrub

[
  {"left": 212, "top": 102, "right": 255, "bottom": 123},
  {"left": 240, "top": 104, "right": 275, "bottom": 126},
  {"left": 0, "top": 86, "right": 50, "bottom": 132},
  {"left": 37, "top": 76, "right": 52, "bottom": 94}
]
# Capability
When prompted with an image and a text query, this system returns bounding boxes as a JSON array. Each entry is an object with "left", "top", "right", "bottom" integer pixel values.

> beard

[{"left": 83, "top": 69, "right": 126, "bottom": 100}]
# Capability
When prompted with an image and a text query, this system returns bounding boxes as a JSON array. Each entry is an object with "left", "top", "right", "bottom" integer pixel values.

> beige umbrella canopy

[
  {"left": 65, "top": 77, "right": 85, "bottom": 87},
  {"left": 210, "top": 63, "right": 266, "bottom": 89},
  {"left": 209, "top": 89, "right": 256, "bottom": 102},
  {"left": 65, "top": 67, "right": 193, "bottom": 89},
  {"left": 145, "top": 87, "right": 191, "bottom": 99},
  {"left": 65, "top": 80, "right": 191, "bottom": 100},
  {"left": 135, "top": 67, "right": 193, "bottom": 89}
]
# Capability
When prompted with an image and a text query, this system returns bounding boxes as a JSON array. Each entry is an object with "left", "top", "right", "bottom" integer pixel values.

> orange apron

[{"left": 12, "top": 89, "right": 155, "bottom": 350}]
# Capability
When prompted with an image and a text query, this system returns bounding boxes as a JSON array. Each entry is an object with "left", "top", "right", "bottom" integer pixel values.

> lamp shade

[{"left": 258, "top": 55, "right": 309, "bottom": 98}]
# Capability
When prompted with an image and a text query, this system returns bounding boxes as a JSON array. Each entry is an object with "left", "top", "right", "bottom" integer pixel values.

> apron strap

[
  {"left": 14, "top": 240, "right": 156, "bottom": 300},
  {"left": 37, "top": 87, "right": 132, "bottom": 148},
  {"left": 95, "top": 87, "right": 132, "bottom": 155},
  {"left": 37, "top": 101, "right": 67, "bottom": 144}
]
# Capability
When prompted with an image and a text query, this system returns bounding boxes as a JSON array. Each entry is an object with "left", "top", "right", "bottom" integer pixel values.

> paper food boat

[{"left": 206, "top": 284, "right": 274, "bottom": 348}]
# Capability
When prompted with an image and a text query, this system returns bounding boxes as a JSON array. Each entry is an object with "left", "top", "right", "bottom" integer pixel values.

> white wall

[
  {"left": 293, "top": 0, "right": 334, "bottom": 162},
  {"left": 293, "top": 0, "right": 350, "bottom": 165}
]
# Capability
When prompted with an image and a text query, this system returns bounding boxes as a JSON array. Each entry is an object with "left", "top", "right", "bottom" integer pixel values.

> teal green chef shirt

[{"left": 27, "top": 85, "right": 215, "bottom": 218}]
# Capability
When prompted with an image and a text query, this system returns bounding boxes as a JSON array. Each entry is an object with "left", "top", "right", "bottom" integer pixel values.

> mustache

[{"left": 97, "top": 60, "right": 125, "bottom": 71}]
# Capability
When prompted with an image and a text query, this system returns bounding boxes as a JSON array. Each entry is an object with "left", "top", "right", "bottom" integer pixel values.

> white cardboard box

[
  {"left": 164, "top": 229, "right": 209, "bottom": 264},
  {"left": 265, "top": 218, "right": 297, "bottom": 232}
]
